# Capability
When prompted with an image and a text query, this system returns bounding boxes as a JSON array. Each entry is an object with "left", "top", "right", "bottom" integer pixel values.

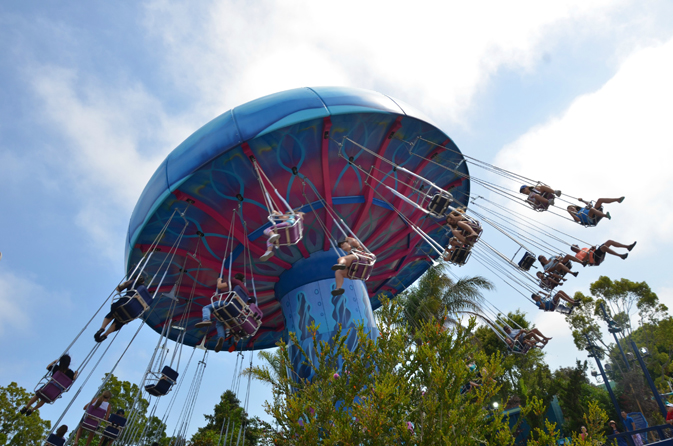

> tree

[
  {"left": 241, "top": 349, "right": 288, "bottom": 392},
  {"left": 398, "top": 264, "right": 493, "bottom": 331},
  {"left": 189, "top": 390, "right": 272, "bottom": 446},
  {"left": 474, "top": 311, "right": 550, "bottom": 407},
  {"left": 0, "top": 382, "right": 51, "bottom": 446},
  {"left": 70, "top": 373, "right": 169, "bottom": 446},
  {"left": 552, "top": 361, "right": 613, "bottom": 435},
  {"left": 265, "top": 297, "right": 516, "bottom": 445},
  {"left": 566, "top": 277, "right": 667, "bottom": 350}
]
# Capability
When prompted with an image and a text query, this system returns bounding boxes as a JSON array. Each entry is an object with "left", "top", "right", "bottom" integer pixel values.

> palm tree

[
  {"left": 398, "top": 264, "right": 493, "bottom": 332},
  {"left": 240, "top": 349, "right": 287, "bottom": 388}
]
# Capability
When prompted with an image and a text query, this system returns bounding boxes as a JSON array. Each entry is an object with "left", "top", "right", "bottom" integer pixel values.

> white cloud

[
  {"left": 27, "top": 66, "right": 197, "bottom": 261},
  {"left": 495, "top": 37, "right": 673, "bottom": 254},
  {"left": 0, "top": 271, "right": 52, "bottom": 335},
  {"left": 143, "top": 0, "right": 630, "bottom": 125}
]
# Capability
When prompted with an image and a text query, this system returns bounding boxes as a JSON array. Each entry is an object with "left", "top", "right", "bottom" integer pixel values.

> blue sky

[{"left": 2, "top": 0, "right": 673, "bottom": 437}]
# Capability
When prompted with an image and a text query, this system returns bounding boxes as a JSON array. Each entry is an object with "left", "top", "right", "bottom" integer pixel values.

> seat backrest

[
  {"left": 136, "top": 285, "right": 153, "bottom": 306},
  {"left": 518, "top": 252, "right": 536, "bottom": 271},
  {"left": 102, "top": 426, "right": 121, "bottom": 439},
  {"left": 276, "top": 218, "right": 304, "bottom": 245},
  {"left": 145, "top": 378, "right": 172, "bottom": 396},
  {"left": 36, "top": 370, "right": 74, "bottom": 403},
  {"left": 555, "top": 304, "right": 572, "bottom": 315},
  {"left": 161, "top": 365, "right": 179, "bottom": 382},
  {"left": 45, "top": 433, "right": 66, "bottom": 446},
  {"left": 115, "top": 298, "right": 145, "bottom": 323},
  {"left": 107, "top": 413, "right": 127, "bottom": 427},
  {"left": 52, "top": 370, "right": 73, "bottom": 388},
  {"left": 249, "top": 303, "right": 263, "bottom": 319}
]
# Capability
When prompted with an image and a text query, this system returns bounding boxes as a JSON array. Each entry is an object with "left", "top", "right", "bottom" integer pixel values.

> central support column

[{"left": 277, "top": 250, "right": 378, "bottom": 382}]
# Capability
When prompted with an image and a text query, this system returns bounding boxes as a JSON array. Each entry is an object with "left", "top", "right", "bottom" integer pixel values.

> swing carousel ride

[
  {"left": 32, "top": 86, "right": 632, "bottom": 445},
  {"left": 126, "top": 86, "right": 471, "bottom": 380}
]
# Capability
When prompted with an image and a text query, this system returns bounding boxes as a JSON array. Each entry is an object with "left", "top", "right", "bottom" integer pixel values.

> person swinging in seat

[
  {"left": 95, "top": 275, "right": 147, "bottom": 342},
  {"left": 331, "top": 237, "right": 367, "bottom": 297},
  {"left": 520, "top": 184, "right": 562, "bottom": 211},
  {"left": 503, "top": 325, "right": 551, "bottom": 348},
  {"left": 536, "top": 271, "right": 567, "bottom": 290},
  {"left": 531, "top": 291, "right": 579, "bottom": 312},
  {"left": 538, "top": 254, "right": 583, "bottom": 277},
  {"left": 444, "top": 208, "right": 481, "bottom": 246},
  {"left": 20, "top": 355, "right": 78, "bottom": 416},
  {"left": 443, "top": 237, "right": 472, "bottom": 265},
  {"left": 570, "top": 240, "right": 636, "bottom": 266},
  {"left": 567, "top": 197, "right": 624, "bottom": 226},
  {"left": 195, "top": 274, "right": 253, "bottom": 352},
  {"left": 260, "top": 210, "right": 305, "bottom": 261}
]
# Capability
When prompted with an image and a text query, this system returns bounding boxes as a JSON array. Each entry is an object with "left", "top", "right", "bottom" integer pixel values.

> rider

[
  {"left": 536, "top": 271, "right": 567, "bottom": 290},
  {"left": 444, "top": 209, "right": 481, "bottom": 246},
  {"left": 331, "top": 237, "right": 366, "bottom": 296},
  {"left": 520, "top": 184, "right": 561, "bottom": 211},
  {"left": 531, "top": 291, "right": 579, "bottom": 312},
  {"left": 260, "top": 210, "right": 305, "bottom": 261},
  {"left": 195, "top": 274, "right": 252, "bottom": 352},
  {"left": 571, "top": 240, "right": 636, "bottom": 266},
  {"left": 537, "top": 254, "right": 583, "bottom": 277},
  {"left": 95, "top": 275, "right": 146, "bottom": 342},
  {"left": 567, "top": 197, "right": 625, "bottom": 226}
]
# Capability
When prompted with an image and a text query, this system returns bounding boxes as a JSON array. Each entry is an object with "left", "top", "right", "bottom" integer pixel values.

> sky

[{"left": 2, "top": 0, "right": 673, "bottom": 438}]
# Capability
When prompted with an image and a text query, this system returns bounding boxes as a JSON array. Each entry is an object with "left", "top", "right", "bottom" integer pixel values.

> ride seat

[
  {"left": 101, "top": 413, "right": 127, "bottom": 441},
  {"left": 240, "top": 303, "right": 263, "bottom": 337},
  {"left": 211, "top": 291, "right": 250, "bottom": 332},
  {"left": 45, "top": 434, "right": 66, "bottom": 446},
  {"left": 518, "top": 252, "right": 536, "bottom": 271},
  {"left": 81, "top": 405, "right": 108, "bottom": 432},
  {"left": 144, "top": 365, "right": 179, "bottom": 397},
  {"left": 269, "top": 216, "right": 304, "bottom": 247},
  {"left": 427, "top": 192, "right": 453, "bottom": 217},
  {"left": 526, "top": 191, "right": 554, "bottom": 211},
  {"left": 555, "top": 304, "right": 573, "bottom": 315},
  {"left": 445, "top": 243, "right": 472, "bottom": 266},
  {"left": 35, "top": 371, "right": 74, "bottom": 404},
  {"left": 114, "top": 285, "right": 153, "bottom": 324},
  {"left": 347, "top": 251, "right": 377, "bottom": 281}
]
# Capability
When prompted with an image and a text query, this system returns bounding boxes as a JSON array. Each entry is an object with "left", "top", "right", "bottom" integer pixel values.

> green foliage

[
  {"left": 398, "top": 264, "right": 493, "bottom": 331},
  {"left": 552, "top": 361, "right": 613, "bottom": 435},
  {"left": 96, "top": 373, "right": 168, "bottom": 445},
  {"left": 474, "top": 310, "right": 551, "bottom": 418},
  {"left": 567, "top": 400, "right": 609, "bottom": 445},
  {"left": 521, "top": 397, "right": 561, "bottom": 446},
  {"left": 266, "top": 298, "right": 514, "bottom": 445},
  {"left": 0, "top": 382, "right": 51, "bottom": 446},
  {"left": 189, "top": 390, "right": 272, "bottom": 446}
]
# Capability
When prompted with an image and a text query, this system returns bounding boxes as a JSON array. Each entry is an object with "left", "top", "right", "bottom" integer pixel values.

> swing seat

[
  {"left": 113, "top": 285, "right": 153, "bottom": 324},
  {"left": 427, "top": 192, "right": 453, "bottom": 217},
  {"left": 444, "top": 243, "right": 472, "bottom": 266},
  {"left": 144, "top": 365, "right": 179, "bottom": 397},
  {"left": 269, "top": 215, "right": 304, "bottom": 247},
  {"left": 511, "top": 342, "right": 531, "bottom": 355},
  {"left": 526, "top": 191, "right": 554, "bottom": 211},
  {"left": 555, "top": 304, "right": 573, "bottom": 315},
  {"left": 102, "top": 415, "right": 126, "bottom": 440},
  {"left": 518, "top": 252, "right": 536, "bottom": 271},
  {"left": 35, "top": 371, "right": 73, "bottom": 403},
  {"left": 81, "top": 405, "right": 108, "bottom": 432},
  {"left": 240, "top": 303, "right": 263, "bottom": 336},
  {"left": 101, "top": 413, "right": 127, "bottom": 440},
  {"left": 45, "top": 434, "right": 66, "bottom": 446},
  {"left": 211, "top": 291, "right": 250, "bottom": 331},
  {"left": 347, "top": 251, "right": 377, "bottom": 281},
  {"left": 539, "top": 277, "right": 558, "bottom": 292}
]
